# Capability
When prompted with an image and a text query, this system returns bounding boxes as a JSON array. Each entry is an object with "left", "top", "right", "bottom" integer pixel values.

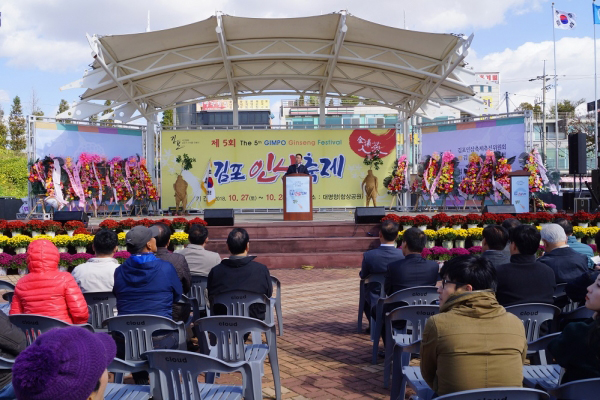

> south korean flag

[{"left": 554, "top": 9, "right": 576, "bottom": 30}]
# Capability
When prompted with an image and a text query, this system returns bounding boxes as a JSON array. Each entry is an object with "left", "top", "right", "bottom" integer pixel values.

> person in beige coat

[
  {"left": 175, "top": 224, "right": 221, "bottom": 276},
  {"left": 420, "top": 255, "right": 528, "bottom": 396}
]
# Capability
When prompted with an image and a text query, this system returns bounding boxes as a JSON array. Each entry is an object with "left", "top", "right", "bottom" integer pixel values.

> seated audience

[
  {"left": 113, "top": 225, "right": 182, "bottom": 319},
  {"left": 12, "top": 326, "right": 115, "bottom": 400},
  {"left": 207, "top": 228, "right": 272, "bottom": 320},
  {"left": 72, "top": 229, "right": 120, "bottom": 293},
  {"left": 480, "top": 225, "right": 510, "bottom": 268},
  {"left": 359, "top": 220, "right": 404, "bottom": 330},
  {"left": 0, "top": 312, "right": 26, "bottom": 399},
  {"left": 495, "top": 224, "right": 556, "bottom": 306},
  {"left": 566, "top": 229, "right": 600, "bottom": 303},
  {"left": 384, "top": 227, "right": 439, "bottom": 295},
  {"left": 152, "top": 222, "right": 191, "bottom": 322},
  {"left": 538, "top": 224, "right": 588, "bottom": 283},
  {"left": 175, "top": 224, "right": 221, "bottom": 276},
  {"left": 548, "top": 273, "right": 600, "bottom": 383},
  {"left": 10, "top": 239, "right": 88, "bottom": 324},
  {"left": 421, "top": 255, "right": 527, "bottom": 396},
  {"left": 554, "top": 218, "right": 595, "bottom": 269},
  {"left": 501, "top": 218, "right": 521, "bottom": 259}
]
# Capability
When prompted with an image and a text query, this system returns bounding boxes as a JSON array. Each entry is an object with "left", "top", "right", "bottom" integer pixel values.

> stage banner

[
  {"left": 421, "top": 117, "right": 526, "bottom": 168},
  {"left": 33, "top": 121, "right": 143, "bottom": 161},
  {"left": 161, "top": 129, "right": 397, "bottom": 209}
]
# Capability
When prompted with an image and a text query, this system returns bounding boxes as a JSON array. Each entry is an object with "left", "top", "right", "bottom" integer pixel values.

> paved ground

[{"left": 1, "top": 268, "right": 413, "bottom": 399}]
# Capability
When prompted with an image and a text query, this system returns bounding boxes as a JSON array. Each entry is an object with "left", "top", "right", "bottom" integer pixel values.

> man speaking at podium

[{"left": 285, "top": 153, "right": 308, "bottom": 175}]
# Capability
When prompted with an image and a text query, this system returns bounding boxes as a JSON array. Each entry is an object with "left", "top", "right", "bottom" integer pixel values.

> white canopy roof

[{"left": 59, "top": 12, "right": 477, "bottom": 122}]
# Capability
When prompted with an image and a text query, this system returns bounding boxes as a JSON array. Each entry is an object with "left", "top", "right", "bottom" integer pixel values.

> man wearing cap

[
  {"left": 12, "top": 326, "right": 116, "bottom": 400},
  {"left": 113, "top": 225, "right": 183, "bottom": 319}
]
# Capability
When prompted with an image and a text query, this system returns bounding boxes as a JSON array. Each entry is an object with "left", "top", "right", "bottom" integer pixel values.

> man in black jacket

[
  {"left": 285, "top": 153, "right": 309, "bottom": 175},
  {"left": 538, "top": 223, "right": 588, "bottom": 283},
  {"left": 481, "top": 225, "right": 510, "bottom": 268},
  {"left": 0, "top": 311, "right": 27, "bottom": 398},
  {"left": 384, "top": 227, "right": 439, "bottom": 295},
  {"left": 152, "top": 223, "right": 192, "bottom": 322},
  {"left": 495, "top": 224, "right": 556, "bottom": 306},
  {"left": 207, "top": 228, "right": 273, "bottom": 320}
]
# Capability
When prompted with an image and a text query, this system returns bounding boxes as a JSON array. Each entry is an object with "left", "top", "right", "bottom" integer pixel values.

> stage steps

[{"left": 203, "top": 221, "right": 381, "bottom": 269}]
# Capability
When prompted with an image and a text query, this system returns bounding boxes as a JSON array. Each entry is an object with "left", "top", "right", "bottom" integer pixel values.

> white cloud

[
  {"left": 0, "top": 90, "right": 10, "bottom": 105},
  {"left": 0, "top": 0, "right": 548, "bottom": 73},
  {"left": 468, "top": 36, "right": 598, "bottom": 111}
]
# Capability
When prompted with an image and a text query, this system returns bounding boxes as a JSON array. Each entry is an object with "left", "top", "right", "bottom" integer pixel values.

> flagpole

[
  {"left": 595, "top": 0, "right": 599, "bottom": 169},
  {"left": 552, "top": 3, "right": 559, "bottom": 170}
]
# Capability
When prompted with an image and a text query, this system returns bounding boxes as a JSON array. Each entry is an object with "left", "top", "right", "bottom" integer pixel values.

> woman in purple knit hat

[{"left": 11, "top": 326, "right": 116, "bottom": 400}]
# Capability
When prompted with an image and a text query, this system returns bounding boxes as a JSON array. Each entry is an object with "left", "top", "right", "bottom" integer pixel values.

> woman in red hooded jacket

[{"left": 10, "top": 239, "right": 89, "bottom": 324}]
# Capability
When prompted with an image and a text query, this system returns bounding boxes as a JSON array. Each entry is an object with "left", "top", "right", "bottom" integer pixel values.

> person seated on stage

[
  {"left": 538, "top": 224, "right": 588, "bottom": 284},
  {"left": 420, "top": 255, "right": 527, "bottom": 396},
  {"left": 175, "top": 224, "right": 221, "bottom": 277},
  {"left": 501, "top": 218, "right": 521, "bottom": 259},
  {"left": 548, "top": 273, "right": 600, "bottom": 384},
  {"left": 384, "top": 227, "right": 439, "bottom": 295},
  {"left": 359, "top": 220, "right": 404, "bottom": 332},
  {"left": 207, "top": 228, "right": 272, "bottom": 321},
  {"left": 10, "top": 239, "right": 89, "bottom": 325},
  {"left": 72, "top": 229, "right": 120, "bottom": 293},
  {"left": 495, "top": 224, "right": 556, "bottom": 307},
  {"left": 152, "top": 222, "right": 192, "bottom": 323},
  {"left": 285, "top": 153, "right": 309, "bottom": 175},
  {"left": 480, "top": 225, "right": 510, "bottom": 268},
  {"left": 554, "top": 218, "right": 595, "bottom": 269}
]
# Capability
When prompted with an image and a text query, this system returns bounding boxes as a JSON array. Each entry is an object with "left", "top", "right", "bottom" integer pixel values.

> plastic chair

[
  {"left": 177, "top": 294, "right": 200, "bottom": 326},
  {"left": 143, "top": 349, "right": 253, "bottom": 400},
  {"left": 431, "top": 387, "right": 549, "bottom": 400},
  {"left": 545, "top": 377, "right": 600, "bottom": 400},
  {"left": 356, "top": 273, "right": 386, "bottom": 337},
  {"left": 0, "top": 355, "right": 15, "bottom": 369},
  {"left": 105, "top": 358, "right": 151, "bottom": 400},
  {"left": 9, "top": 314, "right": 95, "bottom": 346},
  {"left": 102, "top": 314, "right": 187, "bottom": 384},
  {"left": 559, "top": 305, "right": 594, "bottom": 324},
  {"left": 372, "top": 286, "right": 438, "bottom": 364},
  {"left": 505, "top": 303, "right": 561, "bottom": 342},
  {"left": 384, "top": 305, "right": 439, "bottom": 396},
  {"left": 522, "top": 332, "right": 561, "bottom": 389},
  {"left": 210, "top": 290, "right": 275, "bottom": 327},
  {"left": 193, "top": 315, "right": 281, "bottom": 400},
  {"left": 271, "top": 275, "right": 284, "bottom": 336},
  {"left": 188, "top": 274, "right": 209, "bottom": 317},
  {"left": 83, "top": 292, "right": 117, "bottom": 332},
  {"left": 0, "top": 281, "right": 15, "bottom": 291}
]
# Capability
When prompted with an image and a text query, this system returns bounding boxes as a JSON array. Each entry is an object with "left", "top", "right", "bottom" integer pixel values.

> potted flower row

[
  {"left": 99, "top": 217, "right": 208, "bottom": 233},
  {"left": 572, "top": 226, "right": 600, "bottom": 244},
  {"left": 0, "top": 253, "right": 28, "bottom": 275}
]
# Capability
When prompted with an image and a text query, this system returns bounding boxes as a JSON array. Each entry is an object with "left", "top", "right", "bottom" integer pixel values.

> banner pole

[
  {"left": 595, "top": 0, "right": 599, "bottom": 169},
  {"left": 552, "top": 3, "right": 559, "bottom": 170}
]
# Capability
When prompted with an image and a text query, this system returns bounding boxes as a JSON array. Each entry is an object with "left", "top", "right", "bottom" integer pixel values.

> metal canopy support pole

[
  {"left": 400, "top": 112, "right": 411, "bottom": 209},
  {"left": 232, "top": 97, "right": 239, "bottom": 126},
  {"left": 146, "top": 115, "right": 158, "bottom": 184},
  {"left": 319, "top": 97, "right": 326, "bottom": 126}
]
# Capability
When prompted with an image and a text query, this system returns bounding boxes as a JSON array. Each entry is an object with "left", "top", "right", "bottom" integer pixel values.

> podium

[
  {"left": 508, "top": 170, "right": 531, "bottom": 213},
  {"left": 283, "top": 174, "right": 313, "bottom": 221}
]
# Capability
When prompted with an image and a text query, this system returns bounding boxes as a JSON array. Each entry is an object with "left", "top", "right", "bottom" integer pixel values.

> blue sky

[{"left": 0, "top": 0, "right": 598, "bottom": 119}]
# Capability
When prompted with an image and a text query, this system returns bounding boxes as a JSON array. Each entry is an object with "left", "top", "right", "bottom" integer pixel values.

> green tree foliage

[
  {"left": 549, "top": 99, "right": 585, "bottom": 115},
  {"left": 57, "top": 99, "right": 69, "bottom": 115},
  {"left": 0, "top": 148, "right": 28, "bottom": 197},
  {"left": 0, "top": 106, "right": 7, "bottom": 148},
  {"left": 515, "top": 102, "right": 542, "bottom": 114},
  {"left": 161, "top": 109, "right": 174, "bottom": 127},
  {"left": 9, "top": 96, "right": 26, "bottom": 152},
  {"left": 341, "top": 95, "right": 360, "bottom": 105}
]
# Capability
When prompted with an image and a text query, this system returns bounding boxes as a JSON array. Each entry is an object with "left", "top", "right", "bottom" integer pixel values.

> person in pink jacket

[{"left": 10, "top": 239, "right": 89, "bottom": 324}]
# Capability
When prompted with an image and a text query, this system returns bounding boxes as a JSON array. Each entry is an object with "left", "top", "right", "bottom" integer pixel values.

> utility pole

[
  {"left": 505, "top": 92, "right": 509, "bottom": 114},
  {"left": 529, "top": 61, "right": 551, "bottom": 163}
]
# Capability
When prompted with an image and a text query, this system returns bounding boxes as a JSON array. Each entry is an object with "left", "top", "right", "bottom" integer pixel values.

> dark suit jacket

[
  {"left": 495, "top": 254, "right": 556, "bottom": 307},
  {"left": 384, "top": 254, "right": 439, "bottom": 296},
  {"left": 360, "top": 245, "right": 404, "bottom": 306},
  {"left": 481, "top": 250, "right": 511, "bottom": 269},
  {"left": 285, "top": 163, "right": 309, "bottom": 175},
  {"left": 537, "top": 247, "right": 588, "bottom": 284}
]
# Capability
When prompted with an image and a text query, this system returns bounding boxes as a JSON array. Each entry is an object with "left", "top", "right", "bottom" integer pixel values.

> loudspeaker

[
  {"left": 575, "top": 198, "right": 590, "bottom": 213},
  {"left": 592, "top": 169, "right": 600, "bottom": 210},
  {"left": 354, "top": 207, "right": 386, "bottom": 224},
  {"left": 203, "top": 209, "right": 234, "bottom": 226},
  {"left": 53, "top": 211, "right": 89, "bottom": 226},
  {"left": 482, "top": 205, "right": 516, "bottom": 214},
  {"left": 568, "top": 133, "right": 587, "bottom": 175},
  {"left": 0, "top": 197, "right": 22, "bottom": 220},
  {"left": 563, "top": 192, "right": 576, "bottom": 212}
]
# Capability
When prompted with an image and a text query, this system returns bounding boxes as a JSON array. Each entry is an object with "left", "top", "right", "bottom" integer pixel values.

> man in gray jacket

[{"left": 175, "top": 224, "right": 221, "bottom": 276}]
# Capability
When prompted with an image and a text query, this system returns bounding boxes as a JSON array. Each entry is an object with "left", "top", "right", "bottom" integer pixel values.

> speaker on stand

[
  {"left": 354, "top": 207, "right": 386, "bottom": 224},
  {"left": 568, "top": 133, "right": 587, "bottom": 196}
]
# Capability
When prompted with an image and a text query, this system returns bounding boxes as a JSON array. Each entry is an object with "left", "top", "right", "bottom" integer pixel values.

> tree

[
  {"left": 548, "top": 98, "right": 585, "bottom": 115},
  {"left": 0, "top": 148, "right": 28, "bottom": 197},
  {"left": 308, "top": 95, "right": 319, "bottom": 106},
  {"left": 8, "top": 96, "right": 26, "bottom": 152},
  {"left": 0, "top": 106, "right": 7, "bottom": 148},
  {"left": 98, "top": 100, "right": 114, "bottom": 125},
  {"left": 298, "top": 96, "right": 305, "bottom": 106},
  {"left": 341, "top": 95, "right": 360, "bottom": 106},
  {"left": 515, "top": 102, "right": 541, "bottom": 114},
  {"left": 57, "top": 99, "right": 69, "bottom": 115},
  {"left": 328, "top": 98, "right": 334, "bottom": 107},
  {"left": 161, "top": 109, "right": 174, "bottom": 127},
  {"left": 29, "top": 88, "right": 44, "bottom": 116}
]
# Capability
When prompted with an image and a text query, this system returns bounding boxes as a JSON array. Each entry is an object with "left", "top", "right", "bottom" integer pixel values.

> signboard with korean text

[
  {"left": 161, "top": 129, "right": 397, "bottom": 209},
  {"left": 421, "top": 117, "right": 526, "bottom": 181},
  {"left": 197, "top": 99, "right": 270, "bottom": 111},
  {"left": 285, "top": 176, "right": 311, "bottom": 212},
  {"left": 510, "top": 175, "right": 530, "bottom": 213}
]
